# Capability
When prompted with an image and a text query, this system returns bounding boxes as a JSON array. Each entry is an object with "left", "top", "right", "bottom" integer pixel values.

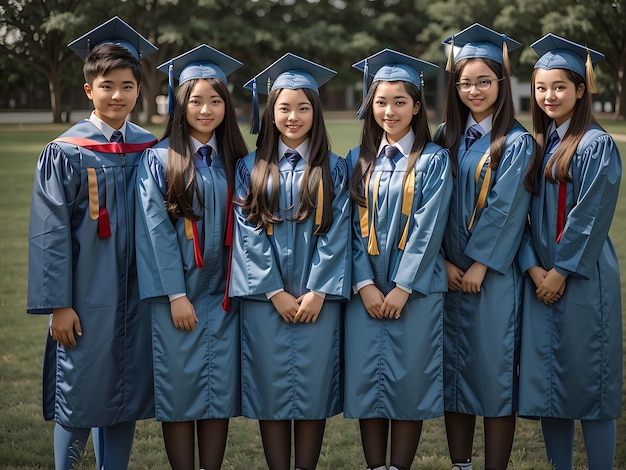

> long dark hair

[
  {"left": 524, "top": 68, "right": 599, "bottom": 190},
  {"left": 239, "top": 87, "right": 334, "bottom": 234},
  {"left": 163, "top": 77, "right": 248, "bottom": 220},
  {"left": 349, "top": 80, "right": 431, "bottom": 207},
  {"left": 434, "top": 58, "right": 516, "bottom": 177}
]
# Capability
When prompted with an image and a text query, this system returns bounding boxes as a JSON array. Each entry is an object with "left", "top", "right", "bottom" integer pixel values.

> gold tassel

[
  {"left": 467, "top": 153, "right": 492, "bottom": 230},
  {"left": 502, "top": 36, "right": 511, "bottom": 77},
  {"left": 266, "top": 223, "right": 273, "bottom": 235},
  {"left": 184, "top": 218, "right": 194, "bottom": 239},
  {"left": 87, "top": 168, "right": 99, "bottom": 220},
  {"left": 585, "top": 48, "right": 598, "bottom": 94},
  {"left": 367, "top": 172, "right": 382, "bottom": 255},
  {"left": 445, "top": 36, "right": 455, "bottom": 72},
  {"left": 315, "top": 178, "right": 324, "bottom": 226},
  {"left": 398, "top": 170, "right": 415, "bottom": 250},
  {"left": 359, "top": 171, "right": 372, "bottom": 238}
]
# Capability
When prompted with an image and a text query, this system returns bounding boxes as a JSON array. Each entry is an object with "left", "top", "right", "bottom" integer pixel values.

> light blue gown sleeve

[
  {"left": 135, "top": 147, "right": 186, "bottom": 299},
  {"left": 230, "top": 155, "right": 284, "bottom": 297},
  {"left": 393, "top": 148, "right": 452, "bottom": 295},
  {"left": 465, "top": 134, "right": 533, "bottom": 274},
  {"left": 27, "top": 143, "right": 79, "bottom": 313},
  {"left": 554, "top": 134, "right": 621, "bottom": 278},
  {"left": 306, "top": 154, "right": 351, "bottom": 299},
  {"left": 347, "top": 148, "right": 376, "bottom": 286},
  {"left": 517, "top": 222, "right": 540, "bottom": 274}
]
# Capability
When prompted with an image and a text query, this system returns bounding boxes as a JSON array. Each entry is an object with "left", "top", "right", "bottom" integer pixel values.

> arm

[
  {"left": 229, "top": 156, "right": 284, "bottom": 297},
  {"left": 465, "top": 133, "right": 533, "bottom": 274},
  {"left": 307, "top": 155, "right": 352, "bottom": 299},
  {"left": 135, "top": 148, "right": 187, "bottom": 299},
  {"left": 393, "top": 147, "right": 453, "bottom": 295},
  {"left": 553, "top": 135, "right": 621, "bottom": 278},
  {"left": 27, "top": 143, "right": 79, "bottom": 314}
]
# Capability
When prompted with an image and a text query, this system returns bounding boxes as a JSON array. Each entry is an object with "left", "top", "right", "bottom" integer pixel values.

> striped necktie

[{"left": 465, "top": 124, "right": 482, "bottom": 149}]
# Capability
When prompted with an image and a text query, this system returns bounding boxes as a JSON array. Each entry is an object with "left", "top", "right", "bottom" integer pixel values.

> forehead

[
  {"left": 275, "top": 88, "right": 311, "bottom": 103},
  {"left": 534, "top": 67, "right": 572, "bottom": 82},
  {"left": 189, "top": 79, "right": 219, "bottom": 95},
  {"left": 459, "top": 59, "right": 494, "bottom": 77},
  {"left": 95, "top": 67, "right": 137, "bottom": 83},
  {"left": 374, "top": 80, "right": 410, "bottom": 95}
]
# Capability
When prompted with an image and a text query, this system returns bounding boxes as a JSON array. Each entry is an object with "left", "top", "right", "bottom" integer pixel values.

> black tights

[
  {"left": 162, "top": 418, "right": 229, "bottom": 470},
  {"left": 445, "top": 412, "right": 516, "bottom": 470},
  {"left": 259, "top": 419, "right": 326, "bottom": 470},
  {"left": 359, "top": 418, "right": 423, "bottom": 470}
]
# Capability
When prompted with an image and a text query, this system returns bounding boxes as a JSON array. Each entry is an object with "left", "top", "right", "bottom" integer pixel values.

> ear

[
  {"left": 84, "top": 83, "right": 93, "bottom": 100},
  {"left": 576, "top": 83, "right": 585, "bottom": 99},
  {"left": 413, "top": 101, "right": 421, "bottom": 115}
]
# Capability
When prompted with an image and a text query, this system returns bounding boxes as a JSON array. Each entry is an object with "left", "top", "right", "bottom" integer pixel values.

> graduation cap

[
  {"left": 68, "top": 16, "right": 157, "bottom": 61},
  {"left": 531, "top": 33, "right": 604, "bottom": 94},
  {"left": 157, "top": 44, "right": 243, "bottom": 115},
  {"left": 242, "top": 53, "right": 336, "bottom": 134},
  {"left": 442, "top": 23, "right": 522, "bottom": 76},
  {"left": 352, "top": 49, "right": 439, "bottom": 118}
]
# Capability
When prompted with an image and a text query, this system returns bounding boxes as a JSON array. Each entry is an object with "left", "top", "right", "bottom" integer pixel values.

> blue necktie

[
  {"left": 380, "top": 145, "right": 399, "bottom": 169},
  {"left": 382, "top": 145, "right": 399, "bottom": 159},
  {"left": 464, "top": 124, "right": 482, "bottom": 149},
  {"left": 196, "top": 145, "right": 213, "bottom": 168},
  {"left": 110, "top": 130, "right": 123, "bottom": 143},
  {"left": 545, "top": 130, "right": 560, "bottom": 154},
  {"left": 284, "top": 149, "right": 301, "bottom": 168}
]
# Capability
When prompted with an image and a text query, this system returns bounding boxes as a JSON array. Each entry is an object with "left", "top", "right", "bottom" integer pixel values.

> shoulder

[
  {"left": 125, "top": 121, "right": 157, "bottom": 142},
  {"left": 578, "top": 125, "right": 613, "bottom": 150},
  {"left": 505, "top": 121, "right": 532, "bottom": 145},
  {"left": 142, "top": 139, "right": 169, "bottom": 166},
  {"left": 237, "top": 151, "right": 257, "bottom": 178}
]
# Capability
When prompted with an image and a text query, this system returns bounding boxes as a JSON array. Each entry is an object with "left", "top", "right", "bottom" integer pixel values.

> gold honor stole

[{"left": 358, "top": 168, "right": 415, "bottom": 255}]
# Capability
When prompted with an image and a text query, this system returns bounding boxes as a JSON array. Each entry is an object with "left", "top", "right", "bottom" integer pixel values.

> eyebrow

[
  {"left": 277, "top": 101, "right": 311, "bottom": 106},
  {"left": 375, "top": 95, "right": 409, "bottom": 100}
]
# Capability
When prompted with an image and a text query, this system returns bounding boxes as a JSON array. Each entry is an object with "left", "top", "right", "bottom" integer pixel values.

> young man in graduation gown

[{"left": 26, "top": 17, "right": 158, "bottom": 470}]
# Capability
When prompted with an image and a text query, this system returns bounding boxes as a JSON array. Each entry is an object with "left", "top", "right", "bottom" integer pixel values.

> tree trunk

[
  {"left": 615, "top": 62, "right": 625, "bottom": 119},
  {"left": 49, "top": 75, "right": 64, "bottom": 124}
]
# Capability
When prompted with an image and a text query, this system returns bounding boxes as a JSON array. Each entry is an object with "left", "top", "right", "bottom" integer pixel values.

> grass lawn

[{"left": 0, "top": 118, "right": 624, "bottom": 469}]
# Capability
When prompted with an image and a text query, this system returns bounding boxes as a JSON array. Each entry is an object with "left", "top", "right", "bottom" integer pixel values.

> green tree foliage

[{"left": 2, "top": 0, "right": 624, "bottom": 120}]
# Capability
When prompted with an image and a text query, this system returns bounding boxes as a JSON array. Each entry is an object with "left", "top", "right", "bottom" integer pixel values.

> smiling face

[
  {"left": 372, "top": 81, "right": 420, "bottom": 144},
  {"left": 457, "top": 58, "right": 500, "bottom": 123},
  {"left": 184, "top": 79, "right": 226, "bottom": 144},
  {"left": 84, "top": 67, "right": 140, "bottom": 129},
  {"left": 273, "top": 88, "right": 314, "bottom": 149},
  {"left": 533, "top": 67, "right": 585, "bottom": 127}
]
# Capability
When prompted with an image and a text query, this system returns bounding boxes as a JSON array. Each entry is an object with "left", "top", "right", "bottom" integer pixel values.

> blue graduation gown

[
  {"left": 518, "top": 126, "right": 622, "bottom": 420},
  {"left": 343, "top": 143, "right": 452, "bottom": 420},
  {"left": 27, "top": 119, "right": 156, "bottom": 427},
  {"left": 442, "top": 121, "right": 533, "bottom": 417},
  {"left": 230, "top": 151, "right": 351, "bottom": 420},
  {"left": 135, "top": 140, "right": 241, "bottom": 422}
]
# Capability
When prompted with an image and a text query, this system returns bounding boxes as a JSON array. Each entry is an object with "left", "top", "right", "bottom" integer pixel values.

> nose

[
  {"left": 112, "top": 88, "right": 123, "bottom": 100},
  {"left": 287, "top": 110, "right": 297, "bottom": 121},
  {"left": 200, "top": 103, "right": 211, "bottom": 114},
  {"left": 545, "top": 88, "right": 556, "bottom": 100}
]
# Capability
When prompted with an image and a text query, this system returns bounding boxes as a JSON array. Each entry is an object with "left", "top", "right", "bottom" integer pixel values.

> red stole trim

[
  {"left": 53, "top": 137, "right": 157, "bottom": 154},
  {"left": 222, "top": 187, "right": 234, "bottom": 312},
  {"left": 191, "top": 220, "right": 205, "bottom": 268}
]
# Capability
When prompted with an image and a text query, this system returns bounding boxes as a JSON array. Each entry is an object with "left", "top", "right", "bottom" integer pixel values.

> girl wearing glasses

[
  {"left": 434, "top": 24, "right": 533, "bottom": 470},
  {"left": 519, "top": 35, "right": 622, "bottom": 470}
]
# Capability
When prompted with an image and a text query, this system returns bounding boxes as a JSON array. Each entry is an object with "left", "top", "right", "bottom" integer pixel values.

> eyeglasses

[{"left": 455, "top": 78, "right": 505, "bottom": 92}]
